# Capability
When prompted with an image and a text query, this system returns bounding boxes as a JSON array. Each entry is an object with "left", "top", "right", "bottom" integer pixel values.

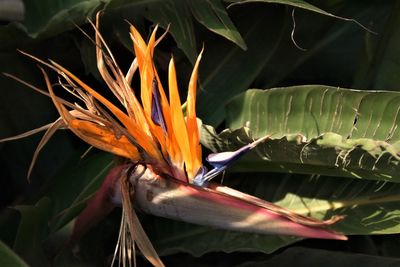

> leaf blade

[
  {"left": 0, "top": 241, "right": 29, "bottom": 267},
  {"left": 189, "top": 0, "right": 247, "bottom": 50},
  {"left": 204, "top": 86, "right": 400, "bottom": 182}
]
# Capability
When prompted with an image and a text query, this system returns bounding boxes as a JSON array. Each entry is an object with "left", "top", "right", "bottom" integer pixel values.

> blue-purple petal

[
  {"left": 206, "top": 145, "right": 253, "bottom": 168},
  {"left": 151, "top": 78, "right": 167, "bottom": 133},
  {"left": 194, "top": 136, "right": 269, "bottom": 186}
]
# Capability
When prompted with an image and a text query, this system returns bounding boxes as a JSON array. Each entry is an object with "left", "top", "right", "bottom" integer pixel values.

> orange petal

[
  {"left": 69, "top": 120, "right": 140, "bottom": 160},
  {"left": 133, "top": 25, "right": 175, "bottom": 164},
  {"left": 50, "top": 61, "right": 162, "bottom": 162},
  {"left": 186, "top": 50, "right": 203, "bottom": 179},
  {"left": 142, "top": 25, "right": 159, "bottom": 115},
  {"left": 130, "top": 24, "right": 152, "bottom": 114},
  {"left": 40, "top": 67, "right": 140, "bottom": 160},
  {"left": 168, "top": 58, "right": 192, "bottom": 177},
  {"left": 129, "top": 24, "right": 147, "bottom": 69},
  {"left": 131, "top": 25, "right": 172, "bottom": 135}
]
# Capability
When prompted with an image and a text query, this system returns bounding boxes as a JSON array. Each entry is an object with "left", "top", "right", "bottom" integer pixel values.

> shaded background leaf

[
  {"left": 237, "top": 247, "right": 400, "bottom": 267},
  {"left": 22, "top": 0, "right": 106, "bottom": 38},
  {"left": 352, "top": 1, "right": 400, "bottom": 90},
  {"left": 0, "top": 240, "right": 29, "bottom": 267},
  {"left": 143, "top": 0, "right": 198, "bottom": 63},
  {"left": 13, "top": 198, "right": 51, "bottom": 267},
  {"left": 196, "top": 4, "right": 288, "bottom": 125},
  {"left": 189, "top": 0, "right": 246, "bottom": 50},
  {"left": 226, "top": 0, "right": 363, "bottom": 22}
]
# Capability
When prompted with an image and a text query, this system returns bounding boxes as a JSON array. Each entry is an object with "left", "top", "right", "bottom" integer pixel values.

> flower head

[{"left": 32, "top": 14, "right": 204, "bottom": 184}]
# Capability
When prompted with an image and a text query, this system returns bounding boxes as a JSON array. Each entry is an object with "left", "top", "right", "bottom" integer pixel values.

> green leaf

[
  {"left": 0, "top": 23, "right": 31, "bottom": 50},
  {"left": 45, "top": 152, "right": 114, "bottom": 232},
  {"left": 22, "top": 0, "right": 106, "bottom": 38},
  {"left": 267, "top": 177, "right": 400, "bottom": 235},
  {"left": 51, "top": 162, "right": 114, "bottom": 233},
  {"left": 208, "top": 86, "right": 400, "bottom": 182},
  {"left": 352, "top": 2, "right": 400, "bottom": 91},
  {"left": 197, "top": 5, "right": 288, "bottom": 126},
  {"left": 226, "top": 0, "right": 366, "bottom": 27},
  {"left": 236, "top": 247, "right": 400, "bottom": 267},
  {"left": 144, "top": 0, "right": 198, "bottom": 62},
  {"left": 0, "top": 241, "right": 29, "bottom": 267},
  {"left": 188, "top": 0, "right": 247, "bottom": 50},
  {"left": 13, "top": 198, "right": 51, "bottom": 267},
  {"left": 226, "top": 0, "right": 335, "bottom": 16},
  {"left": 254, "top": 3, "right": 380, "bottom": 89},
  {"left": 146, "top": 215, "right": 299, "bottom": 256}
]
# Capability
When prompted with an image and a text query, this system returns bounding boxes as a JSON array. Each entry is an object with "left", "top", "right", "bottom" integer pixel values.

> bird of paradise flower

[{"left": 2, "top": 12, "right": 347, "bottom": 267}]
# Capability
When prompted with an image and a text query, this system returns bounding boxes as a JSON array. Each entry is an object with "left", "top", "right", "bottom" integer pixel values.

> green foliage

[
  {"left": 227, "top": 0, "right": 346, "bottom": 17},
  {"left": 236, "top": 247, "right": 400, "bottom": 266},
  {"left": 13, "top": 198, "right": 51, "bottom": 267},
  {"left": 189, "top": 0, "right": 246, "bottom": 50},
  {"left": 23, "top": 0, "right": 106, "bottom": 38},
  {"left": 201, "top": 86, "right": 400, "bottom": 181},
  {"left": 1, "top": 0, "right": 400, "bottom": 266},
  {"left": 0, "top": 241, "right": 29, "bottom": 267}
]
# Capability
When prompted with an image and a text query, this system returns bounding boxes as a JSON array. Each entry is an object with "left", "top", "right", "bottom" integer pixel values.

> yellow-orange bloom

[{"left": 35, "top": 13, "right": 203, "bottom": 184}]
